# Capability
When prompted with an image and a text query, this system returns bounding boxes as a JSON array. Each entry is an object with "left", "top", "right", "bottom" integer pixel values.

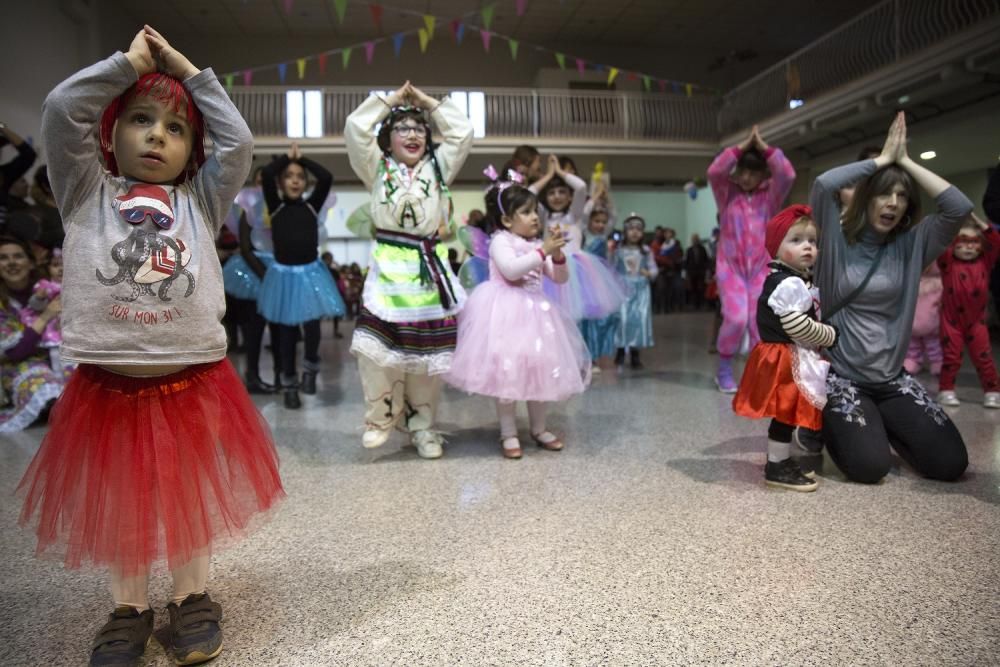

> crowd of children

[{"left": 2, "top": 26, "right": 996, "bottom": 667}]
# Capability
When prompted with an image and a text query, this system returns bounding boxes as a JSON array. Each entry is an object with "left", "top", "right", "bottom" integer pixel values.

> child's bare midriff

[{"left": 100, "top": 363, "right": 190, "bottom": 377}]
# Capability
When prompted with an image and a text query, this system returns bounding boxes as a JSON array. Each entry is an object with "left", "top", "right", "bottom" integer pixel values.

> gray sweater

[
  {"left": 42, "top": 53, "right": 253, "bottom": 365},
  {"left": 810, "top": 160, "right": 973, "bottom": 385}
]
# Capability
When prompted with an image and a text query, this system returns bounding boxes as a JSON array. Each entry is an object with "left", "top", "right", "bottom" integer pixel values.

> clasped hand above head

[
  {"left": 738, "top": 124, "right": 770, "bottom": 153},
  {"left": 125, "top": 25, "right": 199, "bottom": 80},
  {"left": 384, "top": 81, "right": 439, "bottom": 110}
]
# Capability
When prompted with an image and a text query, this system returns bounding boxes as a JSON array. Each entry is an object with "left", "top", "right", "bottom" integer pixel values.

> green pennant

[
  {"left": 481, "top": 3, "right": 495, "bottom": 30},
  {"left": 508, "top": 39, "right": 519, "bottom": 60},
  {"left": 342, "top": 47, "right": 352, "bottom": 69},
  {"left": 643, "top": 75, "right": 651, "bottom": 92},
  {"left": 224, "top": 74, "right": 234, "bottom": 92},
  {"left": 332, "top": 0, "right": 347, "bottom": 23},
  {"left": 555, "top": 52, "right": 565, "bottom": 69}
]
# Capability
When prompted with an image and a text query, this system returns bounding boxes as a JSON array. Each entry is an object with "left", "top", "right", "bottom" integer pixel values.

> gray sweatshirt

[
  {"left": 810, "top": 160, "right": 973, "bottom": 385},
  {"left": 42, "top": 52, "right": 253, "bottom": 365}
]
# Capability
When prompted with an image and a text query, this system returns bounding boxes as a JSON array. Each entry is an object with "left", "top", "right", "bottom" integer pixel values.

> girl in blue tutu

[{"left": 257, "top": 143, "right": 345, "bottom": 409}]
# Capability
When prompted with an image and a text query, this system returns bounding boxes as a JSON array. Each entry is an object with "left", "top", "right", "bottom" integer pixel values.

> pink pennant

[
  {"left": 480, "top": 29, "right": 492, "bottom": 52},
  {"left": 242, "top": 69, "right": 252, "bottom": 86},
  {"left": 364, "top": 41, "right": 376, "bottom": 64},
  {"left": 283, "top": 0, "right": 293, "bottom": 14},
  {"left": 575, "top": 58, "right": 585, "bottom": 74},
  {"left": 515, "top": 0, "right": 528, "bottom": 16}
]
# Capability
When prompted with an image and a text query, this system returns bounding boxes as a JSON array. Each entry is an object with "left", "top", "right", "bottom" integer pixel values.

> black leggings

[
  {"left": 822, "top": 370, "right": 967, "bottom": 484},
  {"left": 230, "top": 297, "right": 281, "bottom": 381},
  {"left": 278, "top": 320, "right": 321, "bottom": 385},
  {"left": 768, "top": 420, "right": 794, "bottom": 443}
]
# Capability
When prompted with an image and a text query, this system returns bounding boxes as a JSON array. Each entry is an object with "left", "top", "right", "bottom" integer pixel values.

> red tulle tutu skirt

[
  {"left": 17, "top": 360, "right": 284, "bottom": 576},
  {"left": 732, "top": 342, "right": 822, "bottom": 430}
]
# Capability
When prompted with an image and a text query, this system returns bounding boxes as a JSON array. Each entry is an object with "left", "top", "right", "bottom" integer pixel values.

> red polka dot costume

[{"left": 937, "top": 225, "right": 1000, "bottom": 392}]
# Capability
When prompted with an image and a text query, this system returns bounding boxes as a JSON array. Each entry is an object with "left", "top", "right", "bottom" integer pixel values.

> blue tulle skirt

[
  {"left": 222, "top": 252, "right": 275, "bottom": 300},
  {"left": 257, "top": 259, "right": 346, "bottom": 325},
  {"left": 580, "top": 312, "right": 621, "bottom": 360}
]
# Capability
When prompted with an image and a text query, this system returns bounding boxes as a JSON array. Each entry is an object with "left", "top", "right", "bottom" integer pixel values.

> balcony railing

[
  {"left": 230, "top": 86, "right": 721, "bottom": 144},
  {"left": 719, "top": 0, "right": 1000, "bottom": 133}
]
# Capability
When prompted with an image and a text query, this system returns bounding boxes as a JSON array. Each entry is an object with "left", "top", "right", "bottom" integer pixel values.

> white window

[
  {"left": 286, "top": 90, "right": 324, "bottom": 138},
  {"left": 450, "top": 91, "right": 486, "bottom": 138}
]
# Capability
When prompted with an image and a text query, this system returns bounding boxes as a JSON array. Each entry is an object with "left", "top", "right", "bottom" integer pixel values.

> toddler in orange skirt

[{"left": 733, "top": 205, "right": 837, "bottom": 491}]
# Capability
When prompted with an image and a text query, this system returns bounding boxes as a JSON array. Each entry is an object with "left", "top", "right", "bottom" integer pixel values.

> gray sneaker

[
  {"left": 167, "top": 592, "right": 223, "bottom": 665},
  {"left": 89, "top": 606, "right": 154, "bottom": 667},
  {"left": 411, "top": 430, "right": 444, "bottom": 459}
]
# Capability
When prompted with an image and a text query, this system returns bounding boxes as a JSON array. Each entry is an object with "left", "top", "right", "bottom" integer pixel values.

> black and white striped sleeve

[{"left": 767, "top": 275, "right": 837, "bottom": 348}]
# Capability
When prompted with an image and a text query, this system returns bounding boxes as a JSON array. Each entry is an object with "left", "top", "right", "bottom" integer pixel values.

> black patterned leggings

[{"left": 822, "top": 370, "right": 968, "bottom": 484}]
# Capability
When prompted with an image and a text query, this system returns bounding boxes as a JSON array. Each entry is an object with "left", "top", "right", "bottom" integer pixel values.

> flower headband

[{"left": 484, "top": 164, "right": 525, "bottom": 216}]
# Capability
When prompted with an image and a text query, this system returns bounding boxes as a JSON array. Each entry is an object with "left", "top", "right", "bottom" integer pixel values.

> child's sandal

[
  {"left": 500, "top": 436, "right": 522, "bottom": 459},
  {"left": 531, "top": 431, "right": 564, "bottom": 451}
]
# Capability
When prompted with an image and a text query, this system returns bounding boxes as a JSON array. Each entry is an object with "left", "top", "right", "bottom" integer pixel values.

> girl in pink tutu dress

[{"left": 447, "top": 183, "right": 591, "bottom": 459}]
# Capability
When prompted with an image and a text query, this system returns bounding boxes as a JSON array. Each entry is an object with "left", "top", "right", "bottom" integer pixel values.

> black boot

[
  {"left": 283, "top": 387, "right": 302, "bottom": 409},
  {"left": 245, "top": 375, "right": 277, "bottom": 394},
  {"left": 614, "top": 348, "right": 626, "bottom": 366},
  {"left": 630, "top": 349, "right": 643, "bottom": 369},
  {"left": 301, "top": 370, "right": 318, "bottom": 395}
]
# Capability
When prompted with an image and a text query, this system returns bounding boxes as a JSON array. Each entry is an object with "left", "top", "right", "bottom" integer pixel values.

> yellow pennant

[
  {"left": 418, "top": 28, "right": 430, "bottom": 53},
  {"left": 296, "top": 58, "right": 307, "bottom": 80},
  {"left": 607, "top": 67, "right": 619, "bottom": 86}
]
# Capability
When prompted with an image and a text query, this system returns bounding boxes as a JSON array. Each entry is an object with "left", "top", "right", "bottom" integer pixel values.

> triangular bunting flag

[
  {"left": 626, "top": 71, "right": 637, "bottom": 81},
  {"left": 418, "top": 28, "right": 430, "bottom": 53},
  {"left": 607, "top": 67, "right": 619, "bottom": 86},
  {"left": 658, "top": 80, "right": 667, "bottom": 93},
  {"left": 243, "top": 69, "right": 253, "bottom": 86},
  {"left": 369, "top": 3, "right": 383, "bottom": 31},
  {"left": 481, "top": 4, "right": 495, "bottom": 30},
  {"left": 642, "top": 75, "right": 651, "bottom": 92},
  {"left": 342, "top": 47, "right": 352, "bottom": 69},
  {"left": 283, "top": 0, "right": 293, "bottom": 14},
  {"left": 364, "top": 41, "right": 376, "bottom": 64},
  {"left": 393, "top": 33, "right": 404, "bottom": 58},
  {"left": 575, "top": 58, "right": 585, "bottom": 74},
  {"left": 515, "top": 0, "right": 528, "bottom": 16},
  {"left": 224, "top": 74, "right": 234, "bottom": 93},
  {"left": 685, "top": 83, "right": 693, "bottom": 97},
  {"left": 297, "top": 58, "right": 307, "bottom": 80},
  {"left": 555, "top": 52, "right": 565, "bottom": 69},
  {"left": 333, "top": 0, "right": 347, "bottom": 23},
  {"left": 423, "top": 15, "right": 436, "bottom": 38},
  {"left": 480, "top": 29, "right": 492, "bottom": 52},
  {"left": 456, "top": 22, "right": 466, "bottom": 44},
  {"left": 278, "top": 63, "right": 287, "bottom": 83},
  {"left": 318, "top": 53, "right": 328, "bottom": 74},
  {"left": 508, "top": 39, "right": 519, "bottom": 60},
  {"left": 672, "top": 82, "right": 681, "bottom": 93}
]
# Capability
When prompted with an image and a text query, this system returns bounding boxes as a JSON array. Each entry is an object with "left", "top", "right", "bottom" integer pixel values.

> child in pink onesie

[
  {"left": 904, "top": 263, "right": 943, "bottom": 376},
  {"left": 707, "top": 125, "right": 796, "bottom": 393}
]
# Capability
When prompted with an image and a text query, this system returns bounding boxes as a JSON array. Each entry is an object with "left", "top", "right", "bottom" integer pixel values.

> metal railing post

[
  {"left": 532, "top": 90, "right": 540, "bottom": 138},
  {"left": 622, "top": 95, "right": 630, "bottom": 140}
]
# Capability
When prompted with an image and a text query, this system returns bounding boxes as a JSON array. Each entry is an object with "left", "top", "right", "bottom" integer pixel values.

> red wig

[{"left": 98, "top": 73, "right": 206, "bottom": 184}]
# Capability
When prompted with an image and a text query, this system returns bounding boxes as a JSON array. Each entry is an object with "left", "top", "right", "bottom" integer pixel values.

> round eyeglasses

[{"left": 391, "top": 124, "right": 427, "bottom": 137}]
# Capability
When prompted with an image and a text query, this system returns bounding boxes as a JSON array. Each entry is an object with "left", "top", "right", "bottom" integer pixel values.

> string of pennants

[{"left": 221, "top": 0, "right": 714, "bottom": 97}]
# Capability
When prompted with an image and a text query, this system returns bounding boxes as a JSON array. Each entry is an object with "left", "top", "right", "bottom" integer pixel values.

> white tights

[
  {"left": 495, "top": 400, "right": 549, "bottom": 438},
  {"left": 110, "top": 552, "right": 211, "bottom": 610}
]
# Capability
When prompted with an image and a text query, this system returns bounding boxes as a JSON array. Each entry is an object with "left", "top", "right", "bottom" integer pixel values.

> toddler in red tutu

[
  {"left": 446, "top": 182, "right": 591, "bottom": 459},
  {"left": 733, "top": 205, "right": 837, "bottom": 491},
  {"left": 17, "top": 26, "right": 284, "bottom": 666}
]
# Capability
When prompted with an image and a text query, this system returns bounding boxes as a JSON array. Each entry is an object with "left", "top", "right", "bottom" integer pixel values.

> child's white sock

[{"left": 767, "top": 439, "right": 790, "bottom": 463}]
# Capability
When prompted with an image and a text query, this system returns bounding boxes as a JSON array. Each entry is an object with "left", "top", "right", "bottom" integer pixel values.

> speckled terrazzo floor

[{"left": 1, "top": 313, "right": 998, "bottom": 667}]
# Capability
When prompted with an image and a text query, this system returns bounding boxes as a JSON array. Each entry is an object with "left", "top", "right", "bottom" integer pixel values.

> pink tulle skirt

[
  {"left": 446, "top": 281, "right": 591, "bottom": 402},
  {"left": 543, "top": 251, "right": 626, "bottom": 320},
  {"left": 17, "top": 360, "right": 284, "bottom": 576}
]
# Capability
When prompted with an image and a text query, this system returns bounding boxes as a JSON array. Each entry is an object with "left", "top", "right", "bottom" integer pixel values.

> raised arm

[
  {"left": 344, "top": 94, "right": 391, "bottom": 190},
  {"left": 490, "top": 233, "right": 546, "bottom": 281},
  {"left": 564, "top": 171, "right": 589, "bottom": 224},
  {"left": 764, "top": 148, "right": 796, "bottom": 212},
  {"left": 706, "top": 147, "right": 739, "bottom": 209},
  {"left": 0, "top": 128, "right": 36, "bottom": 189},
  {"left": 41, "top": 52, "right": 137, "bottom": 219},
  {"left": 984, "top": 164, "right": 1000, "bottom": 224},
  {"left": 300, "top": 157, "right": 332, "bottom": 210},
  {"left": 260, "top": 156, "right": 287, "bottom": 214}
]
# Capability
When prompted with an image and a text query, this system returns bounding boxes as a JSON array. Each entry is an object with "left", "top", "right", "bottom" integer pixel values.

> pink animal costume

[
  {"left": 903, "top": 263, "right": 943, "bottom": 376},
  {"left": 706, "top": 146, "right": 795, "bottom": 357},
  {"left": 937, "top": 225, "right": 1000, "bottom": 392}
]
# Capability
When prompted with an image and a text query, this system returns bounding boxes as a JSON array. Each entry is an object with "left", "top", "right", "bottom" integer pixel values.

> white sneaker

[
  {"left": 591, "top": 364, "right": 602, "bottom": 375},
  {"left": 362, "top": 428, "right": 391, "bottom": 449},
  {"left": 411, "top": 430, "right": 444, "bottom": 459},
  {"left": 937, "top": 390, "right": 960, "bottom": 407},
  {"left": 984, "top": 392, "right": 1000, "bottom": 409}
]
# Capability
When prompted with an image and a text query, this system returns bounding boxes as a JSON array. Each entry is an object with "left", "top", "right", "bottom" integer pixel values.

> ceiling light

[
  {"left": 920, "top": 150, "right": 936, "bottom": 160},
  {"left": 788, "top": 98, "right": 804, "bottom": 110},
  {"left": 898, "top": 95, "right": 910, "bottom": 104}
]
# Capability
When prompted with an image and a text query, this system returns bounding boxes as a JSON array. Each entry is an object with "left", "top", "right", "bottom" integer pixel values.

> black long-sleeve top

[
  {"left": 0, "top": 141, "right": 37, "bottom": 228},
  {"left": 261, "top": 155, "right": 332, "bottom": 265}
]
